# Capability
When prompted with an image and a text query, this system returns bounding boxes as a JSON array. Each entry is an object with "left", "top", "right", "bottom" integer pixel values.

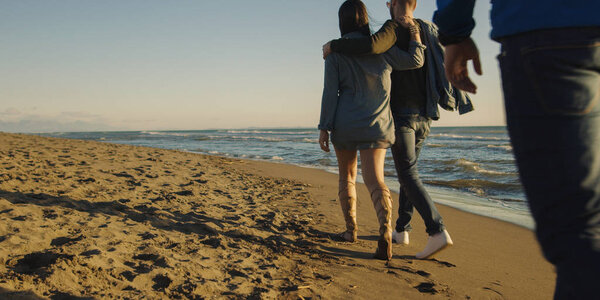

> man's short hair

[{"left": 399, "top": 0, "right": 417, "bottom": 9}]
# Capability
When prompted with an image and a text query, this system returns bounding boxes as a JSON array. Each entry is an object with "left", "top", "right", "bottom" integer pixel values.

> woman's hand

[
  {"left": 397, "top": 16, "right": 421, "bottom": 43},
  {"left": 319, "top": 130, "right": 330, "bottom": 152},
  {"left": 397, "top": 16, "right": 415, "bottom": 28},
  {"left": 322, "top": 41, "right": 332, "bottom": 59}
]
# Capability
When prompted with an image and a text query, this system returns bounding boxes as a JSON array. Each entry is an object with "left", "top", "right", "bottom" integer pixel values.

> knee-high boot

[
  {"left": 371, "top": 187, "right": 393, "bottom": 260},
  {"left": 339, "top": 180, "right": 357, "bottom": 242}
]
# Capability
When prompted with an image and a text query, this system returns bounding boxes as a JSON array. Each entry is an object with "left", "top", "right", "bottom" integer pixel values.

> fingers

[
  {"left": 397, "top": 16, "right": 414, "bottom": 28},
  {"left": 320, "top": 140, "right": 330, "bottom": 152},
  {"left": 319, "top": 132, "right": 330, "bottom": 152},
  {"left": 446, "top": 62, "right": 477, "bottom": 94},
  {"left": 449, "top": 71, "right": 477, "bottom": 94},
  {"left": 322, "top": 42, "right": 332, "bottom": 60},
  {"left": 473, "top": 54, "right": 483, "bottom": 75},
  {"left": 452, "top": 77, "right": 477, "bottom": 94},
  {"left": 444, "top": 41, "right": 480, "bottom": 94}
]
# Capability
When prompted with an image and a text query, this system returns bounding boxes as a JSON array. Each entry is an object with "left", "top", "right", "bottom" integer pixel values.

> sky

[{"left": 0, "top": 0, "right": 505, "bottom": 133}]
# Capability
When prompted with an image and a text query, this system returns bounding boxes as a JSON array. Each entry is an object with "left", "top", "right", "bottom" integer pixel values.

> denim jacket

[{"left": 417, "top": 19, "right": 474, "bottom": 119}]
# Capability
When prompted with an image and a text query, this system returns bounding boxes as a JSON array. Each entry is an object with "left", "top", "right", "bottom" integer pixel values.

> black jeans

[
  {"left": 392, "top": 115, "right": 445, "bottom": 236},
  {"left": 499, "top": 27, "right": 600, "bottom": 299}
]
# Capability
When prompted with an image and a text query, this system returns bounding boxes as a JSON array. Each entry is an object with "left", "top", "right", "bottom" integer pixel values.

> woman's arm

[
  {"left": 384, "top": 43, "right": 426, "bottom": 71},
  {"left": 323, "top": 20, "right": 399, "bottom": 57},
  {"left": 383, "top": 17, "right": 426, "bottom": 70},
  {"left": 318, "top": 55, "right": 340, "bottom": 152}
]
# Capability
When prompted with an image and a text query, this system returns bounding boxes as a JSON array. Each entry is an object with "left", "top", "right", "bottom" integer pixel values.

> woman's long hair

[{"left": 338, "top": 0, "right": 371, "bottom": 37}]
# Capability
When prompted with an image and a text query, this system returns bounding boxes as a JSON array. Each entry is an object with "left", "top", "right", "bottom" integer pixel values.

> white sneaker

[
  {"left": 415, "top": 229, "right": 453, "bottom": 259},
  {"left": 392, "top": 230, "right": 409, "bottom": 245}
]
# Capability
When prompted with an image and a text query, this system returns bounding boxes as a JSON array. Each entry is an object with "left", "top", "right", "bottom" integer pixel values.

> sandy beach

[{"left": 0, "top": 132, "right": 555, "bottom": 299}]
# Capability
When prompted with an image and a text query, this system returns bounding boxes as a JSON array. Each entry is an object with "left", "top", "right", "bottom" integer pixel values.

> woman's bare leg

[
  {"left": 334, "top": 148, "right": 358, "bottom": 242},
  {"left": 360, "top": 148, "right": 393, "bottom": 260}
]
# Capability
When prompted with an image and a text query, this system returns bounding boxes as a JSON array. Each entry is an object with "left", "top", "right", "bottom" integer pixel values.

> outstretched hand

[
  {"left": 319, "top": 130, "right": 330, "bottom": 152},
  {"left": 322, "top": 42, "right": 332, "bottom": 59},
  {"left": 444, "top": 38, "right": 482, "bottom": 94}
]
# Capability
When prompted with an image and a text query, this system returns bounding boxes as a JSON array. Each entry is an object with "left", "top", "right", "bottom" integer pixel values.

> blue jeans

[
  {"left": 498, "top": 27, "right": 600, "bottom": 299},
  {"left": 392, "top": 115, "right": 445, "bottom": 236}
]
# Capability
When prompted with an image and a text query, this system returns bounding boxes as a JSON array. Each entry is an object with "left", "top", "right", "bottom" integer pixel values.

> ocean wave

[
  {"left": 426, "top": 143, "right": 446, "bottom": 148},
  {"left": 314, "top": 158, "right": 335, "bottom": 166},
  {"left": 224, "top": 135, "right": 288, "bottom": 142},
  {"left": 429, "top": 133, "right": 510, "bottom": 141},
  {"left": 491, "top": 197, "right": 526, "bottom": 203},
  {"left": 141, "top": 131, "right": 190, "bottom": 137},
  {"left": 424, "top": 179, "right": 522, "bottom": 191},
  {"left": 384, "top": 170, "right": 397, "bottom": 177},
  {"left": 487, "top": 144, "right": 513, "bottom": 151},
  {"left": 193, "top": 136, "right": 214, "bottom": 141},
  {"left": 442, "top": 159, "right": 516, "bottom": 176},
  {"left": 270, "top": 156, "right": 284, "bottom": 161},
  {"left": 302, "top": 138, "right": 319, "bottom": 143},
  {"left": 225, "top": 130, "right": 315, "bottom": 135},
  {"left": 459, "top": 129, "right": 507, "bottom": 134},
  {"left": 194, "top": 135, "right": 318, "bottom": 143}
]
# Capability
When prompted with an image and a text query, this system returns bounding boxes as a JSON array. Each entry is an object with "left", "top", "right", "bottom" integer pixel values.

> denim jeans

[
  {"left": 498, "top": 27, "right": 600, "bottom": 299},
  {"left": 391, "top": 115, "right": 445, "bottom": 236}
]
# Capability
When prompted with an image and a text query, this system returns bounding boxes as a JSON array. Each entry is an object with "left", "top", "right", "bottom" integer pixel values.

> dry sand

[{"left": 0, "top": 132, "right": 555, "bottom": 299}]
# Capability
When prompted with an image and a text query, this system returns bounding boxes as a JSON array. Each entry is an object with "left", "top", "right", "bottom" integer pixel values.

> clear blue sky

[{"left": 0, "top": 0, "right": 504, "bottom": 132}]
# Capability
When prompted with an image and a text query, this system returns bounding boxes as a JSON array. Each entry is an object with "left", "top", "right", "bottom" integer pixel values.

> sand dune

[{"left": 0, "top": 133, "right": 554, "bottom": 299}]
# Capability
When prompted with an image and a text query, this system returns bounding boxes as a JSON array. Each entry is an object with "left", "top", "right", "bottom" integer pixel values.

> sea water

[{"left": 42, "top": 126, "right": 535, "bottom": 229}]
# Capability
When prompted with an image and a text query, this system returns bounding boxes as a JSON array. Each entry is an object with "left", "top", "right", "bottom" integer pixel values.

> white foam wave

[
  {"left": 452, "top": 159, "right": 514, "bottom": 176},
  {"left": 227, "top": 136, "right": 288, "bottom": 142},
  {"left": 226, "top": 130, "right": 315, "bottom": 135},
  {"left": 426, "top": 143, "right": 446, "bottom": 148},
  {"left": 302, "top": 138, "right": 319, "bottom": 143},
  {"left": 429, "top": 133, "right": 509, "bottom": 141},
  {"left": 487, "top": 144, "right": 513, "bottom": 151},
  {"left": 141, "top": 131, "right": 189, "bottom": 137}
]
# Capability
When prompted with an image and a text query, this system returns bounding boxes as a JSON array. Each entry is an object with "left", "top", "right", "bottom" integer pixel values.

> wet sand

[{"left": 0, "top": 132, "right": 555, "bottom": 299}]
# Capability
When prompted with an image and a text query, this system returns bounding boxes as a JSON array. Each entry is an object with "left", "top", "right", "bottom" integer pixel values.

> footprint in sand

[
  {"left": 13, "top": 251, "right": 74, "bottom": 276},
  {"left": 200, "top": 237, "right": 222, "bottom": 248},
  {"left": 77, "top": 178, "right": 96, "bottom": 184},
  {"left": 124, "top": 261, "right": 153, "bottom": 274},
  {"left": 132, "top": 254, "right": 169, "bottom": 268},
  {"left": 120, "top": 270, "right": 137, "bottom": 282},
  {"left": 174, "top": 190, "right": 194, "bottom": 196},
  {"left": 50, "top": 235, "right": 84, "bottom": 247},
  {"left": 414, "top": 282, "right": 438, "bottom": 294},
  {"left": 11, "top": 216, "right": 27, "bottom": 221},
  {"left": 138, "top": 232, "right": 158, "bottom": 240},
  {"left": 113, "top": 172, "right": 134, "bottom": 179},
  {"left": 79, "top": 249, "right": 101, "bottom": 257},
  {"left": 152, "top": 274, "right": 172, "bottom": 291}
]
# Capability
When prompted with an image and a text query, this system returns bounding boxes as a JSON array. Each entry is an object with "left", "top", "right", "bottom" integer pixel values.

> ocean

[{"left": 41, "top": 126, "right": 535, "bottom": 229}]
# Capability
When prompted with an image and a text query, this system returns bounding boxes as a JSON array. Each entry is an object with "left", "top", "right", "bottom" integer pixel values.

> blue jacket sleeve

[
  {"left": 318, "top": 55, "right": 339, "bottom": 131},
  {"left": 433, "top": 0, "right": 476, "bottom": 45}
]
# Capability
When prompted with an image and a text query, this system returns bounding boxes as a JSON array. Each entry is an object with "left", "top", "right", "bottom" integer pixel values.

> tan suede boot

[
  {"left": 338, "top": 180, "right": 357, "bottom": 242},
  {"left": 371, "top": 187, "right": 393, "bottom": 260}
]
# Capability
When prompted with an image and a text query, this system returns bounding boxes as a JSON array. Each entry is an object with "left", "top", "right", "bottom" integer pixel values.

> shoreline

[
  {"left": 35, "top": 127, "right": 528, "bottom": 229},
  {"left": 177, "top": 151, "right": 535, "bottom": 230},
  {"left": 0, "top": 133, "right": 554, "bottom": 298}
]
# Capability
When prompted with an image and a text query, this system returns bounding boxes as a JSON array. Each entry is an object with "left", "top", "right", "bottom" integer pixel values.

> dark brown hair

[{"left": 338, "top": 0, "right": 371, "bottom": 37}]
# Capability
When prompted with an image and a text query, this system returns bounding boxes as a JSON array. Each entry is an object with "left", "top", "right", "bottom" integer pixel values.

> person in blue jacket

[{"left": 433, "top": 1, "right": 600, "bottom": 298}]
